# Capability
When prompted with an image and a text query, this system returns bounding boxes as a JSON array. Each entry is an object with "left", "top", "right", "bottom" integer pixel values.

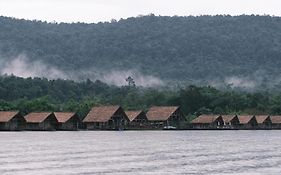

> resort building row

[
  {"left": 191, "top": 114, "right": 281, "bottom": 129},
  {"left": 0, "top": 106, "right": 184, "bottom": 131},
  {"left": 1, "top": 105, "right": 281, "bottom": 131}
]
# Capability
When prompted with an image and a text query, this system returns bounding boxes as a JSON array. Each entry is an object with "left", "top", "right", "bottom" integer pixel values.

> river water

[{"left": 0, "top": 131, "right": 280, "bottom": 175}]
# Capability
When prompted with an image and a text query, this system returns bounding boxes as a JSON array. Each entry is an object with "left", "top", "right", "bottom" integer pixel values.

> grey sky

[{"left": 0, "top": 0, "right": 280, "bottom": 23}]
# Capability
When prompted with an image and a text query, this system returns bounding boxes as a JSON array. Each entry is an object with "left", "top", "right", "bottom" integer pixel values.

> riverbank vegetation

[{"left": 1, "top": 76, "right": 281, "bottom": 120}]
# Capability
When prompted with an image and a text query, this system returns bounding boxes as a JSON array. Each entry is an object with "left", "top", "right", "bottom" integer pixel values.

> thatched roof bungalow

[
  {"left": 83, "top": 105, "right": 129, "bottom": 130},
  {"left": 146, "top": 106, "right": 184, "bottom": 128},
  {"left": 270, "top": 116, "right": 281, "bottom": 129},
  {"left": 125, "top": 110, "right": 148, "bottom": 129},
  {"left": 24, "top": 112, "right": 58, "bottom": 131},
  {"left": 54, "top": 112, "right": 81, "bottom": 130},
  {"left": 255, "top": 115, "right": 271, "bottom": 129},
  {"left": 237, "top": 115, "right": 257, "bottom": 129},
  {"left": 221, "top": 114, "right": 239, "bottom": 125},
  {"left": 0, "top": 111, "right": 26, "bottom": 131},
  {"left": 191, "top": 115, "right": 223, "bottom": 129}
]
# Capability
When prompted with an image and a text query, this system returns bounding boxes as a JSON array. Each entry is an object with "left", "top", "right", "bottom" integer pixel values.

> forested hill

[{"left": 1, "top": 15, "right": 281, "bottom": 88}]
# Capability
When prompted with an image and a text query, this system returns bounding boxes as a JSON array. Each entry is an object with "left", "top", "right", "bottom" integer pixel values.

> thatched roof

[
  {"left": 83, "top": 105, "right": 126, "bottom": 122},
  {"left": 191, "top": 115, "right": 221, "bottom": 124},
  {"left": 146, "top": 106, "right": 179, "bottom": 121},
  {"left": 125, "top": 110, "right": 144, "bottom": 122},
  {"left": 24, "top": 112, "right": 55, "bottom": 123},
  {"left": 270, "top": 116, "right": 281, "bottom": 124},
  {"left": 0, "top": 111, "right": 20, "bottom": 122},
  {"left": 221, "top": 115, "right": 237, "bottom": 123},
  {"left": 255, "top": 115, "right": 270, "bottom": 124},
  {"left": 54, "top": 112, "right": 77, "bottom": 123},
  {"left": 237, "top": 115, "right": 255, "bottom": 124}
]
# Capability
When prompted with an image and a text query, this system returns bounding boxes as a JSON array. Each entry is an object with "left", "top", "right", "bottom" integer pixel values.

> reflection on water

[{"left": 0, "top": 131, "right": 280, "bottom": 175}]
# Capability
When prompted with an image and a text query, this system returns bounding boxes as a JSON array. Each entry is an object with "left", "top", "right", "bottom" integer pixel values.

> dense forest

[
  {"left": 1, "top": 15, "right": 281, "bottom": 88},
  {"left": 1, "top": 76, "right": 281, "bottom": 120}
]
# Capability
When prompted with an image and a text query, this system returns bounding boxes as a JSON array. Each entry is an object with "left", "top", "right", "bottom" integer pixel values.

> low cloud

[
  {"left": 0, "top": 54, "right": 164, "bottom": 87},
  {"left": 97, "top": 70, "right": 164, "bottom": 87},
  {"left": 207, "top": 76, "right": 258, "bottom": 90},
  {"left": 224, "top": 76, "right": 256, "bottom": 89},
  {"left": 0, "top": 54, "right": 67, "bottom": 79}
]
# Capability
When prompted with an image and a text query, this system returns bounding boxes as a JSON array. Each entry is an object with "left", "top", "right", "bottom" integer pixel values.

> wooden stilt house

[
  {"left": 83, "top": 105, "right": 129, "bottom": 130},
  {"left": 24, "top": 112, "right": 58, "bottom": 131},
  {"left": 255, "top": 115, "right": 272, "bottom": 129},
  {"left": 146, "top": 106, "right": 185, "bottom": 129},
  {"left": 269, "top": 116, "right": 281, "bottom": 129},
  {"left": 54, "top": 112, "right": 81, "bottom": 130},
  {"left": 191, "top": 115, "right": 224, "bottom": 129},
  {"left": 125, "top": 110, "right": 149, "bottom": 129},
  {"left": 237, "top": 115, "right": 257, "bottom": 129},
  {"left": 221, "top": 115, "right": 240, "bottom": 129},
  {"left": 0, "top": 111, "right": 26, "bottom": 131}
]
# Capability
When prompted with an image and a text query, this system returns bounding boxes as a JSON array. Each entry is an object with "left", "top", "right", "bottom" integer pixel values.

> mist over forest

[{"left": 1, "top": 15, "right": 281, "bottom": 89}]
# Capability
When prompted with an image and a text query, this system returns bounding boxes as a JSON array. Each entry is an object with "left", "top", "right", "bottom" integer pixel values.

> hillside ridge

[{"left": 0, "top": 15, "right": 281, "bottom": 88}]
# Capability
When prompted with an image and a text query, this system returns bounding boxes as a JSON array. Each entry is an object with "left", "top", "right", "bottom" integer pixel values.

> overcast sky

[{"left": 0, "top": 0, "right": 280, "bottom": 23}]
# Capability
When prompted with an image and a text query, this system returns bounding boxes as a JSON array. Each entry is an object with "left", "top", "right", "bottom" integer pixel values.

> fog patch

[
  {"left": 0, "top": 54, "right": 67, "bottom": 79},
  {"left": 0, "top": 55, "right": 164, "bottom": 87},
  {"left": 225, "top": 76, "right": 256, "bottom": 89},
  {"left": 95, "top": 70, "right": 164, "bottom": 87},
  {"left": 207, "top": 76, "right": 257, "bottom": 90}
]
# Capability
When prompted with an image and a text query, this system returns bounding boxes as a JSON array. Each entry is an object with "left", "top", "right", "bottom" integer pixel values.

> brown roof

[
  {"left": 255, "top": 115, "right": 270, "bottom": 124},
  {"left": 146, "top": 106, "right": 179, "bottom": 121},
  {"left": 0, "top": 111, "right": 20, "bottom": 122},
  {"left": 270, "top": 116, "right": 281, "bottom": 124},
  {"left": 54, "top": 112, "right": 77, "bottom": 123},
  {"left": 237, "top": 115, "right": 255, "bottom": 124},
  {"left": 221, "top": 115, "right": 237, "bottom": 123},
  {"left": 125, "top": 110, "right": 143, "bottom": 122},
  {"left": 24, "top": 112, "right": 54, "bottom": 123},
  {"left": 83, "top": 105, "right": 125, "bottom": 122},
  {"left": 191, "top": 115, "right": 220, "bottom": 124}
]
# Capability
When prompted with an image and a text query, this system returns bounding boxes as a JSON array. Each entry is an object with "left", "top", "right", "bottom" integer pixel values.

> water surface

[{"left": 0, "top": 131, "right": 280, "bottom": 175}]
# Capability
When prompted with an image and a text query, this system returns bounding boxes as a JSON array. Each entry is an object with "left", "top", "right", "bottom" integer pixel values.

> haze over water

[{"left": 0, "top": 131, "right": 280, "bottom": 174}]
